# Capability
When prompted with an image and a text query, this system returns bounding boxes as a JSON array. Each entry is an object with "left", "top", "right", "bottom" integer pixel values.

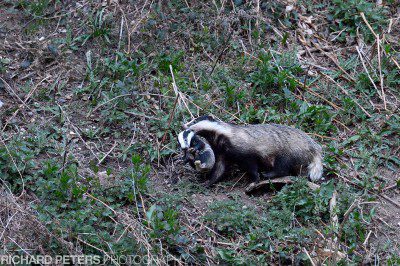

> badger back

[
  {"left": 187, "top": 120, "right": 233, "bottom": 145},
  {"left": 250, "top": 124, "right": 321, "bottom": 158},
  {"left": 188, "top": 119, "right": 321, "bottom": 157}
]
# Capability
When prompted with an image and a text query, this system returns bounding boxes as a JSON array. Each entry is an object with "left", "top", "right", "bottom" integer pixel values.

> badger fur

[
  {"left": 184, "top": 116, "right": 323, "bottom": 186},
  {"left": 178, "top": 129, "right": 215, "bottom": 172}
]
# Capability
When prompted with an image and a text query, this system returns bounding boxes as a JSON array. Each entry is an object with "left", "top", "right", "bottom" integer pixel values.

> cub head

[
  {"left": 177, "top": 129, "right": 195, "bottom": 150},
  {"left": 178, "top": 129, "right": 196, "bottom": 164}
]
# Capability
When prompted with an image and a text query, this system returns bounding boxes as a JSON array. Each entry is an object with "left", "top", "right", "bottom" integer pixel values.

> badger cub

[
  {"left": 178, "top": 129, "right": 215, "bottom": 173},
  {"left": 184, "top": 115, "right": 323, "bottom": 187}
]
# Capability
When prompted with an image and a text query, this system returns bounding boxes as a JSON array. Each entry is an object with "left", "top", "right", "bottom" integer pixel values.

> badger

[
  {"left": 178, "top": 129, "right": 215, "bottom": 173},
  {"left": 183, "top": 115, "right": 323, "bottom": 187}
]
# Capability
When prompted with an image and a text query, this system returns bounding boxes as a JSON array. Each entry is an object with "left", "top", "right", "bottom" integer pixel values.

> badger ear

[
  {"left": 209, "top": 114, "right": 216, "bottom": 120},
  {"left": 201, "top": 115, "right": 216, "bottom": 122}
]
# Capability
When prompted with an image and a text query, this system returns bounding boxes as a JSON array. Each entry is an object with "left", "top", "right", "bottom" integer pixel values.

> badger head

[
  {"left": 178, "top": 129, "right": 195, "bottom": 149},
  {"left": 183, "top": 115, "right": 216, "bottom": 129},
  {"left": 178, "top": 129, "right": 195, "bottom": 163}
]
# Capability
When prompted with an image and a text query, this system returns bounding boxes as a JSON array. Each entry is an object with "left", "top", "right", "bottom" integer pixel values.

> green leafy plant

[
  {"left": 80, "top": 8, "right": 113, "bottom": 45},
  {"left": 249, "top": 52, "right": 302, "bottom": 96},
  {"left": 204, "top": 199, "right": 260, "bottom": 237},
  {"left": 16, "top": 0, "right": 51, "bottom": 18},
  {"left": 329, "top": 0, "right": 389, "bottom": 42}
]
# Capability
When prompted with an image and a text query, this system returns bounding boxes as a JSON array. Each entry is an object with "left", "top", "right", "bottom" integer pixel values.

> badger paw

[
  {"left": 194, "top": 160, "right": 202, "bottom": 171},
  {"left": 245, "top": 182, "right": 258, "bottom": 194}
]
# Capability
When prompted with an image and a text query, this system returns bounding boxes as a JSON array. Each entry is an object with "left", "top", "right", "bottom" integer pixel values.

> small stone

[
  {"left": 0, "top": 99, "right": 4, "bottom": 108},
  {"left": 1, "top": 58, "right": 11, "bottom": 64},
  {"left": 286, "top": 5, "right": 294, "bottom": 12},
  {"left": 20, "top": 60, "right": 31, "bottom": 69}
]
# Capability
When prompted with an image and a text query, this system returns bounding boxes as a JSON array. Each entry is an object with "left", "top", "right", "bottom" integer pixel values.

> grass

[{"left": 0, "top": 0, "right": 399, "bottom": 264}]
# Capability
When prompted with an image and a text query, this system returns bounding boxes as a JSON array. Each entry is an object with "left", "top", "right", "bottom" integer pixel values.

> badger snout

[
  {"left": 181, "top": 148, "right": 189, "bottom": 163},
  {"left": 182, "top": 148, "right": 196, "bottom": 164},
  {"left": 182, "top": 148, "right": 192, "bottom": 164}
]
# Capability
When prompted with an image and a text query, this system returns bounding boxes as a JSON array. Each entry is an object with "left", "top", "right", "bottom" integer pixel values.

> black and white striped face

[{"left": 178, "top": 129, "right": 195, "bottom": 149}]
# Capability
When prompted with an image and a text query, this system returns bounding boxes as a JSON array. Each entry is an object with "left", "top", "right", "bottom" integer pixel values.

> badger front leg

[
  {"left": 244, "top": 160, "right": 260, "bottom": 192},
  {"left": 206, "top": 155, "right": 226, "bottom": 187}
]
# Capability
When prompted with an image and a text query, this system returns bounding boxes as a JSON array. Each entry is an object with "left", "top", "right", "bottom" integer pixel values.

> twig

[
  {"left": 196, "top": 238, "right": 237, "bottom": 247},
  {"left": 294, "top": 78, "right": 343, "bottom": 111},
  {"left": 124, "top": 111, "right": 159, "bottom": 120},
  {"left": 7, "top": 237, "right": 33, "bottom": 258},
  {"left": 321, "top": 73, "right": 372, "bottom": 118},
  {"left": 0, "top": 211, "right": 18, "bottom": 241},
  {"left": 127, "top": 4, "right": 152, "bottom": 54},
  {"left": 160, "top": 94, "right": 179, "bottom": 146},
  {"left": 335, "top": 198, "right": 360, "bottom": 259},
  {"left": 85, "top": 192, "right": 116, "bottom": 215},
  {"left": 89, "top": 93, "right": 131, "bottom": 115},
  {"left": 380, "top": 194, "right": 400, "bottom": 208},
  {"left": 312, "top": 41, "right": 356, "bottom": 83},
  {"left": 210, "top": 31, "right": 233, "bottom": 75},
  {"left": 382, "top": 183, "right": 398, "bottom": 192},
  {"left": 76, "top": 237, "right": 120, "bottom": 266},
  {"left": 339, "top": 175, "right": 400, "bottom": 209},
  {"left": 356, "top": 46, "right": 381, "bottom": 98},
  {"left": 1, "top": 76, "right": 49, "bottom": 132},
  {"left": 61, "top": 138, "right": 72, "bottom": 174},
  {"left": 376, "top": 35, "right": 387, "bottom": 110},
  {"left": 169, "top": 64, "right": 193, "bottom": 118},
  {"left": 390, "top": 56, "right": 400, "bottom": 71},
  {"left": 297, "top": 46, "right": 333, "bottom": 56},
  {"left": 57, "top": 104, "right": 100, "bottom": 161},
  {"left": 360, "top": 11, "right": 388, "bottom": 110},
  {"left": 376, "top": 216, "right": 395, "bottom": 229},
  {"left": 303, "top": 247, "right": 316, "bottom": 266},
  {"left": 363, "top": 230, "right": 372, "bottom": 246},
  {"left": 230, "top": 173, "right": 246, "bottom": 191},
  {"left": 360, "top": 12, "right": 378, "bottom": 39},
  {"left": 98, "top": 142, "right": 118, "bottom": 165},
  {"left": 309, "top": 133, "right": 338, "bottom": 141},
  {"left": 117, "top": 16, "right": 124, "bottom": 52},
  {"left": 0, "top": 77, "right": 31, "bottom": 110},
  {"left": 329, "top": 190, "right": 340, "bottom": 263}
]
